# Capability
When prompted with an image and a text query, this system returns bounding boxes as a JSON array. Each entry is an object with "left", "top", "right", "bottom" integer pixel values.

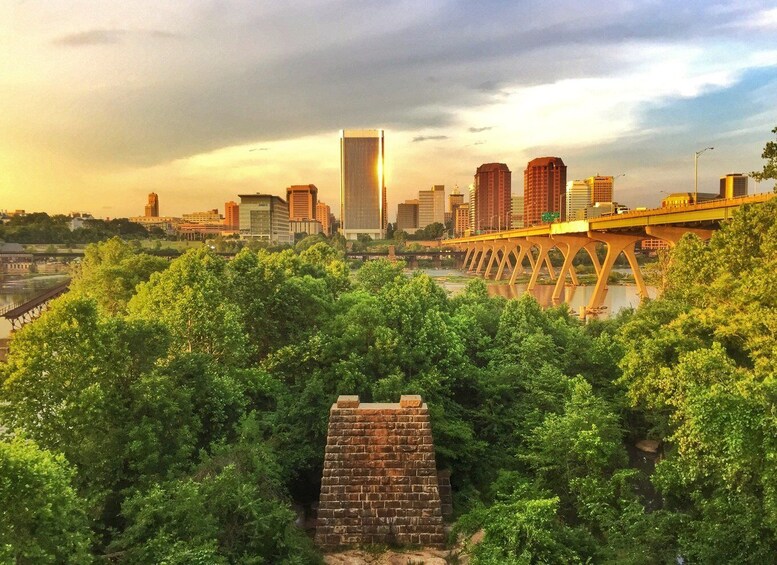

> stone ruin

[{"left": 315, "top": 395, "right": 447, "bottom": 548}]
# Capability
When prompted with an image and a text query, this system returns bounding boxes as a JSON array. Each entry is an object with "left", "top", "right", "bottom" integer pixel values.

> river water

[
  {"left": 0, "top": 274, "right": 70, "bottom": 338},
  {"left": 411, "top": 268, "right": 656, "bottom": 317}
]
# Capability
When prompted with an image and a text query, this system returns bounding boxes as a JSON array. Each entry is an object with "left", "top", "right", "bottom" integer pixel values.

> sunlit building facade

[
  {"left": 182, "top": 209, "right": 222, "bottom": 224},
  {"left": 287, "top": 184, "right": 318, "bottom": 220},
  {"left": 145, "top": 193, "right": 159, "bottom": 217},
  {"left": 225, "top": 201, "right": 239, "bottom": 230},
  {"left": 474, "top": 163, "right": 511, "bottom": 232},
  {"left": 524, "top": 157, "right": 567, "bottom": 225},
  {"left": 418, "top": 185, "right": 445, "bottom": 228},
  {"left": 340, "top": 129, "right": 385, "bottom": 240},
  {"left": 510, "top": 196, "right": 524, "bottom": 229},
  {"left": 396, "top": 200, "right": 419, "bottom": 233},
  {"left": 316, "top": 201, "right": 332, "bottom": 235},
  {"left": 719, "top": 174, "right": 748, "bottom": 199},
  {"left": 585, "top": 175, "right": 613, "bottom": 204},
  {"left": 238, "top": 193, "right": 291, "bottom": 244},
  {"left": 566, "top": 180, "right": 591, "bottom": 220},
  {"left": 454, "top": 203, "right": 470, "bottom": 236}
]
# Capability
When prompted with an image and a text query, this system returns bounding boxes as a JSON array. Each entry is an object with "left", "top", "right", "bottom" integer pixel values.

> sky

[{"left": 1, "top": 0, "right": 776, "bottom": 221}]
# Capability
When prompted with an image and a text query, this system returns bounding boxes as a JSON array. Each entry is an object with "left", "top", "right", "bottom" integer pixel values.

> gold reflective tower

[{"left": 340, "top": 129, "right": 385, "bottom": 240}]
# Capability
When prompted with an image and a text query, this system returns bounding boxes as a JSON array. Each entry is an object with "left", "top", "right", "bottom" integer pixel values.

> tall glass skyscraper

[{"left": 340, "top": 129, "right": 385, "bottom": 240}]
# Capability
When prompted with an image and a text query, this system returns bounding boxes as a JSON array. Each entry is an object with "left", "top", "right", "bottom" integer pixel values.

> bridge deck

[{"left": 2, "top": 280, "right": 71, "bottom": 319}]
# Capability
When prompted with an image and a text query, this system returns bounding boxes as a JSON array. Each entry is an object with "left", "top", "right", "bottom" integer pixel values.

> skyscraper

[
  {"left": 225, "top": 201, "right": 239, "bottom": 230},
  {"left": 449, "top": 187, "right": 464, "bottom": 214},
  {"left": 468, "top": 183, "right": 476, "bottom": 233},
  {"left": 316, "top": 201, "right": 332, "bottom": 235},
  {"left": 524, "top": 157, "right": 567, "bottom": 226},
  {"left": 510, "top": 196, "right": 524, "bottom": 229},
  {"left": 418, "top": 185, "right": 445, "bottom": 228},
  {"left": 719, "top": 173, "right": 748, "bottom": 199},
  {"left": 287, "top": 184, "right": 318, "bottom": 220},
  {"left": 340, "top": 129, "right": 385, "bottom": 240},
  {"left": 454, "top": 203, "right": 470, "bottom": 236},
  {"left": 474, "top": 163, "right": 511, "bottom": 232},
  {"left": 585, "top": 175, "right": 614, "bottom": 204},
  {"left": 145, "top": 193, "right": 159, "bottom": 217},
  {"left": 566, "top": 180, "right": 591, "bottom": 221}
]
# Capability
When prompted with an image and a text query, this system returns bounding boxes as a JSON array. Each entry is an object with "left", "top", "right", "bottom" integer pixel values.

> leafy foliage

[{"left": 0, "top": 437, "right": 92, "bottom": 563}]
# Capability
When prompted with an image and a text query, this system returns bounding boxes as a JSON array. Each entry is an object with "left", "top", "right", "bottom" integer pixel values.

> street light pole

[{"left": 694, "top": 147, "right": 714, "bottom": 204}]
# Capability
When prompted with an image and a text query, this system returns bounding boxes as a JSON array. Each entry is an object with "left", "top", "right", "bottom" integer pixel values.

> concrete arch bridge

[{"left": 448, "top": 193, "right": 774, "bottom": 316}]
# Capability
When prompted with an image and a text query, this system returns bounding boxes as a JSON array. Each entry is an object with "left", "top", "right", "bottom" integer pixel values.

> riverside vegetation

[{"left": 0, "top": 194, "right": 775, "bottom": 563}]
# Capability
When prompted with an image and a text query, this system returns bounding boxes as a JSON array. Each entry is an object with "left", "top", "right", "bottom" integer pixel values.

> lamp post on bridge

[{"left": 694, "top": 147, "right": 714, "bottom": 205}]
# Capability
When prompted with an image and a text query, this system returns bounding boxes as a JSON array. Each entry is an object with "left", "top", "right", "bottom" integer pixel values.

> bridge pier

[
  {"left": 494, "top": 241, "right": 518, "bottom": 280},
  {"left": 526, "top": 237, "right": 556, "bottom": 291},
  {"left": 550, "top": 234, "right": 594, "bottom": 301},
  {"left": 484, "top": 243, "right": 506, "bottom": 279},
  {"left": 586, "top": 232, "right": 647, "bottom": 312},
  {"left": 508, "top": 240, "right": 535, "bottom": 286}
]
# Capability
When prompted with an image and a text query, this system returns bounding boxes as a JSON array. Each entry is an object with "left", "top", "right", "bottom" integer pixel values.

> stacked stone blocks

[{"left": 315, "top": 395, "right": 446, "bottom": 548}]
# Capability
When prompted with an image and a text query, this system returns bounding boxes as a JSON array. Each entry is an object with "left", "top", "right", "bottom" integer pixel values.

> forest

[{"left": 0, "top": 195, "right": 775, "bottom": 564}]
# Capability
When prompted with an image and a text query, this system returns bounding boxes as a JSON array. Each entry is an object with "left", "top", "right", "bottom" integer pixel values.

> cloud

[
  {"left": 468, "top": 126, "right": 492, "bottom": 133},
  {"left": 53, "top": 29, "right": 124, "bottom": 46},
  {"left": 412, "top": 135, "right": 449, "bottom": 142},
  {"left": 52, "top": 28, "right": 178, "bottom": 47},
  {"left": 7, "top": 0, "right": 777, "bottom": 176}
]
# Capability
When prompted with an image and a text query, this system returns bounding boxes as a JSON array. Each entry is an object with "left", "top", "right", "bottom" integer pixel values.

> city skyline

[{"left": 2, "top": 2, "right": 777, "bottom": 219}]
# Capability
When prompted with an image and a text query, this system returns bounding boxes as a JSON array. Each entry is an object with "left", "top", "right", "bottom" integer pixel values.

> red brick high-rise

[
  {"left": 474, "top": 163, "right": 511, "bottom": 232},
  {"left": 286, "top": 184, "right": 318, "bottom": 221},
  {"left": 224, "top": 201, "right": 239, "bottom": 229},
  {"left": 524, "top": 157, "right": 567, "bottom": 226}
]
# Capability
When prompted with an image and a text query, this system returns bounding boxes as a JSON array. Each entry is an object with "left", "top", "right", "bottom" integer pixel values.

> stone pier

[{"left": 315, "top": 395, "right": 446, "bottom": 549}]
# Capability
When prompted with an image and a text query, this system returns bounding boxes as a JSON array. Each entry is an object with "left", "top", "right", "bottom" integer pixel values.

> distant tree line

[{"left": 0, "top": 213, "right": 156, "bottom": 244}]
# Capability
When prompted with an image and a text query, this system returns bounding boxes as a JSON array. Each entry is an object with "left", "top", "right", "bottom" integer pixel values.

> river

[
  {"left": 411, "top": 268, "right": 657, "bottom": 317},
  {"left": 0, "top": 274, "right": 71, "bottom": 338}
]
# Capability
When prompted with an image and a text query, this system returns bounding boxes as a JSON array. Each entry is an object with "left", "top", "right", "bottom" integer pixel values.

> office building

[
  {"left": 418, "top": 185, "right": 445, "bottom": 228},
  {"left": 449, "top": 188, "right": 464, "bottom": 214},
  {"left": 183, "top": 209, "right": 222, "bottom": 224},
  {"left": 225, "top": 201, "right": 239, "bottom": 230},
  {"left": 290, "top": 219, "right": 323, "bottom": 236},
  {"left": 238, "top": 193, "right": 291, "bottom": 244},
  {"left": 340, "top": 129, "right": 385, "bottom": 240},
  {"left": 316, "top": 201, "right": 332, "bottom": 235},
  {"left": 719, "top": 174, "right": 748, "bottom": 199},
  {"left": 468, "top": 183, "right": 476, "bottom": 232},
  {"left": 145, "top": 193, "right": 159, "bottom": 217},
  {"left": 524, "top": 157, "right": 567, "bottom": 226},
  {"left": 287, "top": 184, "right": 318, "bottom": 221},
  {"left": 510, "top": 196, "right": 524, "bottom": 229},
  {"left": 454, "top": 203, "right": 470, "bottom": 236},
  {"left": 585, "top": 175, "right": 614, "bottom": 204},
  {"left": 474, "top": 163, "right": 511, "bottom": 232},
  {"left": 396, "top": 200, "right": 419, "bottom": 233},
  {"left": 566, "top": 180, "right": 591, "bottom": 221}
]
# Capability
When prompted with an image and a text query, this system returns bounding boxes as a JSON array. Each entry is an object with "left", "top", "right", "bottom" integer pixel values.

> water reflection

[
  {"left": 412, "top": 268, "right": 656, "bottom": 317},
  {"left": 0, "top": 274, "right": 70, "bottom": 338}
]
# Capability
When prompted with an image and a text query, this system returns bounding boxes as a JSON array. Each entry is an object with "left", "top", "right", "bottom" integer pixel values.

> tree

[
  {"left": 128, "top": 248, "right": 248, "bottom": 365},
  {"left": 111, "top": 416, "right": 320, "bottom": 564},
  {"left": 69, "top": 237, "right": 168, "bottom": 315},
  {"left": 0, "top": 437, "right": 91, "bottom": 564},
  {"left": 750, "top": 125, "right": 777, "bottom": 190}
]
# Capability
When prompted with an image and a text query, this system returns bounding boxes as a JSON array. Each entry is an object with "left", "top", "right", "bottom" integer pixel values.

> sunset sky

[{"left": 2, "top": 1, "right": 776, "bottom": 220}]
